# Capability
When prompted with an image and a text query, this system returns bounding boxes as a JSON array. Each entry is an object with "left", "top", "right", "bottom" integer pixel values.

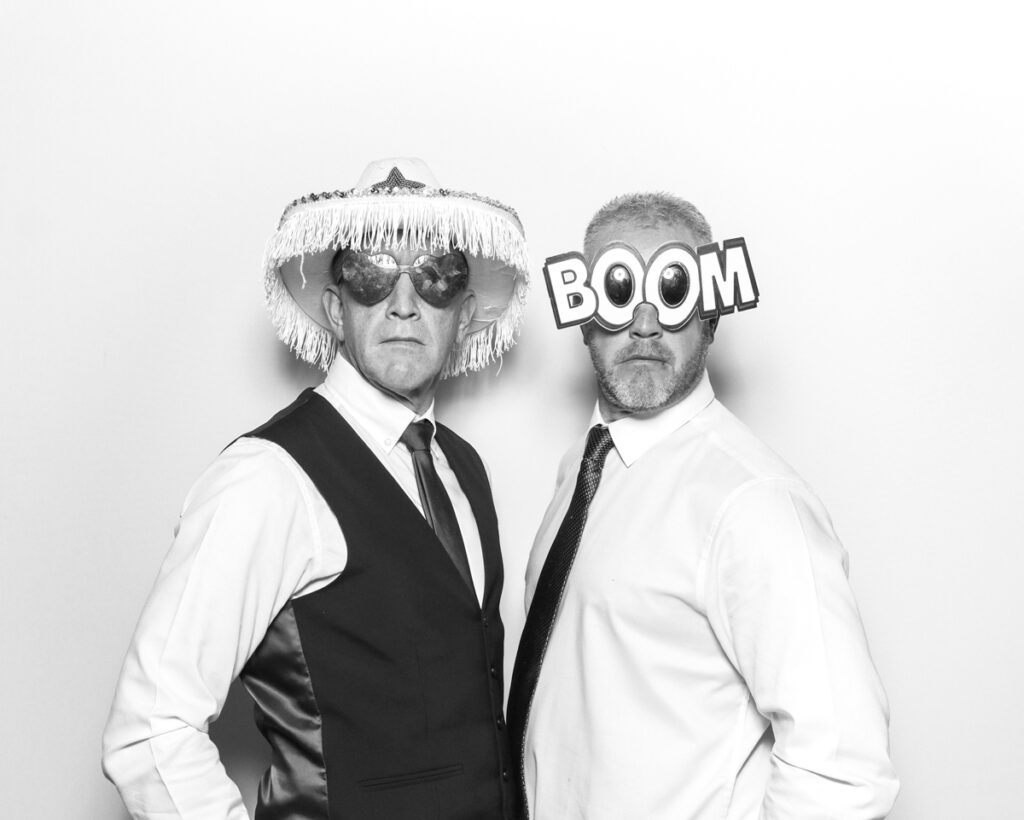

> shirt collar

[
  {"left": 319, "top": 354, "right": 436, "bottom": 454},
  {"left": 590, "top": 370, "right": 715, "bottom": 467}
]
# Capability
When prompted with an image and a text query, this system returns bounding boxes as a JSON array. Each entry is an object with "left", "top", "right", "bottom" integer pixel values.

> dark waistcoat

[{"left": 238, "top": 390, "right": 515, "bottom": 820}]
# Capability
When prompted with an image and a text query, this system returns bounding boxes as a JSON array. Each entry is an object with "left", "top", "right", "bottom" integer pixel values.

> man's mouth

[{"left": 617, "top": 344, "right": 671, "bottom": 365}]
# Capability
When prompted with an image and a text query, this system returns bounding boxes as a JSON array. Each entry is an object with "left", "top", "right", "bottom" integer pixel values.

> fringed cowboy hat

[{"left": 263, "top": 157, "right": 530, "bottom": 378}]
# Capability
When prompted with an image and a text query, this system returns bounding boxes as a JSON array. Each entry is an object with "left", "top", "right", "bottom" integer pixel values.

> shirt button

[
  {"left": 501, "top": 768, "right": 509, "bottom": 781},
  {"left": 384, "top": 437, "right": 393, "bottom": 447}
]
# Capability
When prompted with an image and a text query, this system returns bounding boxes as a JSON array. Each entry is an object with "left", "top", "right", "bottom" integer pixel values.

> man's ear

[
  {"left": 322, "top": 285, "right": 345, "bottom": 343},
  {"left": 706, "top": 316, "right": 718, "bottom": 343},
  {"left": 580, "top": 321, "right": 593, "bottom": 346},
  {"left": 455, "top": 292, "right": 477, "bottom": 343}
]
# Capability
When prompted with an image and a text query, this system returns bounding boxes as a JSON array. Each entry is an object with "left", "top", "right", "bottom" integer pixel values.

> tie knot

[
  {"left": 400, "top": 419, "right": 435, "bottom": 453},
  {"left": 583, "top": 424, "right": 614, "bottom": 466}
]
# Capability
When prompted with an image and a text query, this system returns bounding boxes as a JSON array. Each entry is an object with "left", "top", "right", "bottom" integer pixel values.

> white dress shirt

[
  {"left": 523, "top": 372, "right": 898, "bottom": 819},
  {"left": 102, "top": 355, "right": 486, "bottom": 820}
]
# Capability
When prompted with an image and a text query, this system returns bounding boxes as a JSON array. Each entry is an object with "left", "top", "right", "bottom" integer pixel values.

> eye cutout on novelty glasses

[{"left": 542, "top": 238, "right": 759, "bottom": 331}]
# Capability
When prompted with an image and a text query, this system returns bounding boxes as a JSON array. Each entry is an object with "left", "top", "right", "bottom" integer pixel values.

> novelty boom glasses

[
  {"left": 333, "top": 247, "right": 470, "bottom": 308},
  {"left": 543, "top": 238, "right": 759, "bottom": 330}
]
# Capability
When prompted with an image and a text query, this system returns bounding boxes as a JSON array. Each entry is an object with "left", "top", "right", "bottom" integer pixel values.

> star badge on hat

[{"left": 369, "top": 166, "right": 425, "bottom": 191}]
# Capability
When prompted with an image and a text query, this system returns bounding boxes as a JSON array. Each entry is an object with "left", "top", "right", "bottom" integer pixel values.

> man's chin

[
  {"left": 604, "top": 374, "right": 673, "bottom": 414},
  {"left": 383, "top": 355, "right": 447, "bottom": 391}
]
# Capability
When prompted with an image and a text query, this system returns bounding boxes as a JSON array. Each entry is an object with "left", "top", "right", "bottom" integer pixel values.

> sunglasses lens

[
  {"left": 338, "top": 251, "right": 399, "bottom": 305},
  {"left": 605, "top": 264, "right": 634, "bottom": 307},
  {"left": 412, "top": 252, "right": 470, "bottom": 307},
  {"left": 659, "top": 264, "right": 689, "bottom": 307}
]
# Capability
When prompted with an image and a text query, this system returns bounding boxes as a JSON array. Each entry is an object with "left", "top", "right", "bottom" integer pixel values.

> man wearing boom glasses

[{"left": 508, "top": 191, "right": 899, "bottom": 819}]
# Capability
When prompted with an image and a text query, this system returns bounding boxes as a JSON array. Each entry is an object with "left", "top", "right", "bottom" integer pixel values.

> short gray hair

[{"left": 583, "top": 191, "right": 713, "bottom": 256}]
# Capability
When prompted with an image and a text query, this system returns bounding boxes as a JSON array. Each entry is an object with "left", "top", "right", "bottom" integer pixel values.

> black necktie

[
  {"left": 400, "top": 419, "right": 474, "bottom": 592},
  {"left": 507, "top": 424, "right": 615, "bottom": 802}
]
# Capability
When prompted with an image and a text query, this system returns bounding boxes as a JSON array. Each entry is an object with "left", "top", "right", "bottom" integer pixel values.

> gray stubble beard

[{"left": 590, "top": 334, "right": 711, "bottom": 415}]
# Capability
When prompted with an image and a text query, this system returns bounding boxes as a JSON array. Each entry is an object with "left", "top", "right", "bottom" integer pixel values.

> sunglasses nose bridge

[{"left": 385, "top": 271, "right": 421, "bottom": 316}]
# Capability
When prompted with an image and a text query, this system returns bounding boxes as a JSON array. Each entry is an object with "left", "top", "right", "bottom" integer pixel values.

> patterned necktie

[
  {"left": 400, "top": 419, "right": 474, "bottom": 592},
  {"left": 506, "top": 424, "right": 615, "bottom": 805}
]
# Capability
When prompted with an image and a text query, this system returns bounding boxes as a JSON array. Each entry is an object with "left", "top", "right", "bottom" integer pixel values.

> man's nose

[
  {"left": 386, "top": 273, "right": 420, "bottom": 319},
  {"left": 629, "top": 303, "right": 662, "bottom": 338}
]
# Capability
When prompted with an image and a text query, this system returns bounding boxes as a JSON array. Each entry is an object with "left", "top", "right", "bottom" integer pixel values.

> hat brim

[{"left": 264, "top": 188, "right": 530, "bottom": 376}]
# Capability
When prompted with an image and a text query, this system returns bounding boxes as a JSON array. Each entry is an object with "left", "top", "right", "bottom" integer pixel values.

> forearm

[
  {"left": 102, "top": 719, "right": 249, "bottom": 820},
  {"left": 759, "top": 751, "right": 898, "bottom": 819},
  {"left": 102, "top": 439, "right": 325, "bottom": 819},
  {"left": 707, "top": 479, "right": 899, "bottom": 818},
  {"left": 101, "top": 574, "right": 254, "bottom": 820}
]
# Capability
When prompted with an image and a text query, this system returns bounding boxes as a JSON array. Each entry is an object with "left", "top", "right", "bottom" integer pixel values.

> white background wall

[{"left": 2, "top": 1, "right": 1021, "bottom": 817}]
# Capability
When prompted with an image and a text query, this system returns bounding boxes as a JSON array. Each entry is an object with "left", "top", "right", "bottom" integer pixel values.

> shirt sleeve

[
  {"left": 703, "top": 478, "right": 899, "bottom": 819},
  {"left": 101, "top": 438, "right": 336, "bottom": 819}
]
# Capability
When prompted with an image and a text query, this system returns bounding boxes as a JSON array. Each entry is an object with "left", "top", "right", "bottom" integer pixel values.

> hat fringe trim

[
  {"left": 443, "top": 275, "right": 528, "bottom": 378},
  {"left": 263, "top": 197, "right": 529, "bottom": 375},
  {"left": 264, "top": 265, "right": 339, "bottom": 370}
]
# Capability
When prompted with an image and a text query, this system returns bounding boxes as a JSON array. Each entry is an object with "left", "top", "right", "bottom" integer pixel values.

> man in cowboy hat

[
  {"left": 102, "top": 158, "right": 529, "bottom": 820},
  {"left": 507, "top": 192, "right": 898, "bottom": 818}
]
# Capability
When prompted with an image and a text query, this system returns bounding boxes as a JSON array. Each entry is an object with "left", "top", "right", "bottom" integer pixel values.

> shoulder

[
  {"left": 434, "top": 421, "right": 475, "bottom": 452},
  {"left": 242, "top": 388, "right": 322, "bottom": 440},
  {"left": 435, "top": 422, "right": 484, "bottom": 464},
  {"left": 655, "top": 399, "right": 816, "bottom": 521},
  {"left": 694, "top": 428, "right": 842, "bottom": 573},
  {"left": 691, "top": 399, "right": 804, "bottom": 485},
  {"left": 181, "top": 436, "right": 316, "bottom": 517},
  {"left": 670, "top": 400, "right": 838, "bottom": 547},
  {"left": 165, "top": 435, "right": 332, "bottom": 585},
  {"left": 435, "top": 421, "right": 492, "bottom": 484}
]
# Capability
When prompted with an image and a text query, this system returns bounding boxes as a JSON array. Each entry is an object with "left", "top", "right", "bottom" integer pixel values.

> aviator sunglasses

[{"left": 333, "top": 247, "right": 470, "bottom": 308}]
